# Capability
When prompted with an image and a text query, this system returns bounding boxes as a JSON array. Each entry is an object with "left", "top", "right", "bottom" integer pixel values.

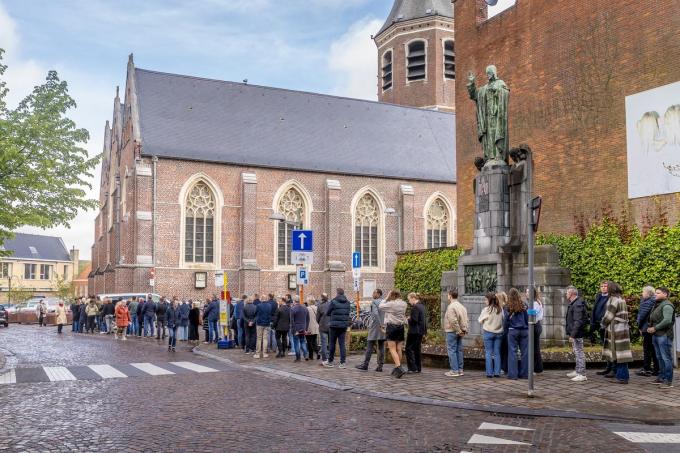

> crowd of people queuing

[{"left": 64, "top": 280, "right": 674, "bottom": 387}]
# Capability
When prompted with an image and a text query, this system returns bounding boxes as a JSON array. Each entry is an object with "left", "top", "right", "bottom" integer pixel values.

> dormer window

[
  {"left": 407, "top": 40, "right": 427, "bottom": 81},
  {"left": 444, "top": 40, "right": 455, "bottom": 80},
  {"left": 382, "top": 50, "right": 393, "bottom": 91}
]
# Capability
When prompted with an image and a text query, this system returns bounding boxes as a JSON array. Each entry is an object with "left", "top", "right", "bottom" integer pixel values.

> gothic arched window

[
  {"left": 444, "top": 40, "right": 455, "bottom": 80},
  {"left": 184, "top": 182, "right": 215, "bottom": 263},
  {"left": 407, "top": 40, "right": 427, "bottom": 81},
  {"left": 355, "top": 194, "right": 380, "bottom": 267},
  {"left": 382, "top": 50, "right": 393, "bottom": 91},
  {"left": 426, "top": 198, "right": 449, "bottom": 249},
  {"left": 277, "top": 188, "right": 305, "bottom": 266}
]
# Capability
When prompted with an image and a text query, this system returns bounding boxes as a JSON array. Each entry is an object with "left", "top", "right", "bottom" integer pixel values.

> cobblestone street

[{"left": 1, "top": 325, "right": 677, "bottom": 452}]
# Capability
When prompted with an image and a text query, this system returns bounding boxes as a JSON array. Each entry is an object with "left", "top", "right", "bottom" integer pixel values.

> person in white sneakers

[{"left": 565, "top": 286, "right": 588, "bottom": 382}]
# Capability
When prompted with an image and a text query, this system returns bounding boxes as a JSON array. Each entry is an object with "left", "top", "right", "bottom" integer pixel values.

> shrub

[{"left": 394, "top": 247, "right": 463, "bottom": 296}]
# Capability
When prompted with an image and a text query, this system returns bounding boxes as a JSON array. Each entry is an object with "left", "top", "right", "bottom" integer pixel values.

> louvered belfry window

[
  {"left": 382, "top": 50, "right": 393, "bottom": 90},
  {"left": 444, "top": 40, "right": 455, "bottom": 80},
  {"left": 407, "top": 40, "right": 427, "bottom": 81},
  {"left": 185, "top": 182, "right": 215, "bottom": 263}
]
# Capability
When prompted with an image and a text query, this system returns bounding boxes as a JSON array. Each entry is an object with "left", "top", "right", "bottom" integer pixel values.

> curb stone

[{"left": 193, "top": 347, "right": 675, "bottom": 426}]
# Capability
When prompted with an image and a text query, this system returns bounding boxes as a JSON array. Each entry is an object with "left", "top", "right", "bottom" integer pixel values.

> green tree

[
  {"left": 55, "top": 275, "right": 75, "bottom": 302},
  {"left": 0, "top": 49, "right": 100, "bottom": 254},
  {"left": 8, "top": 283, "right": 33, "bottom": 305}
]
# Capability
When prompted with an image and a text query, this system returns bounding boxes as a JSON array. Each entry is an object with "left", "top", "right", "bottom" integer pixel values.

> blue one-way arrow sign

[
  {"left": 292, "top": 230, "right": 313, "bottom": 252},
  {"left": 352, "top": 252, "right": 361, "bottom": 269}
]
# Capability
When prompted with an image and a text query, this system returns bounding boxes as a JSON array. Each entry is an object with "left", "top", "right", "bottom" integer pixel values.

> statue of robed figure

[{"left": 467, "top": 65, "right": 510, "bottom": 164}]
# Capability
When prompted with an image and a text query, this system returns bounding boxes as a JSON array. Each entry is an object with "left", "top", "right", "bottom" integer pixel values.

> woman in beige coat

[{"left": 55, "top": 302, "right": 68, "bottom": 334}]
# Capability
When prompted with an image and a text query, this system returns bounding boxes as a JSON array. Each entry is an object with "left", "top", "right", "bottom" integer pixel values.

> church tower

[{"left": 374, "top": 0, "right": 455, "bottom": 112}]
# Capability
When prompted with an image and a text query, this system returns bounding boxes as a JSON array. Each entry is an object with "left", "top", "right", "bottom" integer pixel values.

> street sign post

[
  {"left": 215, "top": 270, "right": 224, "bottom": 287},
  {"left": 291, "top": 251, "right": 314, "bottom": 265},
  {"left": 296, "top": 266, "right": 309, "bottom": 285},
  {"left": 292, "top": 230, "right": 313, "bottom": 252},
  {"left": 351, "top": 252, "right": 361, "bottom": 314},
  {"left": 352, "top": 252, "right": 361, "bottom": 269}
]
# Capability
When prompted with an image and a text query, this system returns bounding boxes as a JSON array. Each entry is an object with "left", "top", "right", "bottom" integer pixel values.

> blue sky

[{"left": 1, "top": 0, "right": 515, "bottom": 259}]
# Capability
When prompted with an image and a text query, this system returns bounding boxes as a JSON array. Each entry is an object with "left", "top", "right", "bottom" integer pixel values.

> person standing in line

[
  {"left": 379, "top": 290, "right": 408, "bottom": 378},
  {"left": 636, "top": 286, "right": 660, "bottom": 377},
  {"left": 78, "top": 300, "right": 87, "bottom": 333},
  {"left": 233, "top": 296, "right": 245, "bottom": 349},
  {"left": 266, "top": 294, "right": 278, "bottom": 354},
  {"left": 478, "top": 292, "right": 504, "bottom": 378},
  {"left": 305, "top": 297, "right": 320, "bottom": 360},
  {"left": 71, "top": 298, "right": 81, "bottom": 332},
  {"left": 496, "top": 291, "right": 509, "bottom": 375},
  {"left": 114, "top": 300, "right": 130, "bottom": 341},
  {"left": 85, "top": 298, "right": 99, "bottom": 334},
  {"left": 253, "top": 294, "right": 273, "bottom": 358},
  {"left": 242, "top": 296, "right": 258, "bottom": 353},
  {"left": 156, "top": 297, "right": 169, "bottom": 340},
  {"left": 648, "top": 287, "right": 675, "bottom": 389},
  {"left": 317, "top": 294, "right": 331, "bottom": 363},
  {"left": 290, "top": 297, "right": 310, "bottom": 362},
  {"left": 444, "top": 289, "right": 469, "bottom": 378},
  {"left": 526, "top": 286, "right": 544, "bottom": 374},
  {"left": 142, "top": 297, "right": 157, "bottom": 338},
  {"left": 128, "top": 297, "right": 139, "bottom": 337},
  {"left": 188, "top": 301, "right": 201, "bottom": 345},
  {"left": 323, "top": 288, "right": 351, "bottom": 369},
  {"left": 504, "top": 288, "right": 529, "bottom": 380},
  {"left": 356, "top": 289, "right": 386, "bottom": 372},
  {"left": 37, "top": 299, "right": 47, "bottom": 327},
  {"left": 601, "top": 281, "right": 633, "bottom": 384},
  {"left": 592, "top": 281, "right": 611, "bottom": 375},
  {"left": 405, "top": 293, "right": 427, "bottom": 374},
  {"left": 178, "top": 299, "right": 190, "bottom": 342},
  {"left": 136, "top": 298, "right": 145, "bottom": 337},
  {"left": 273, "top": 296, "right": 291, "bottom": 357},
  {"left": 55, "top": 301, "right": 67, "bottom": 334},
  {"left": 166, "top": 298, "right": 179, "bottom": 352},
  {"left": 209, "top": 296, "right": 221, "bottom": 343},
  {"left": 201, "top": 299, "right": 211, "bottom": 343},
  {"left": 565, "top": 286, "right": 588, "bottom": 382},
  {"left": 102, "top": 299, "right": 115, "bottom": 334}
]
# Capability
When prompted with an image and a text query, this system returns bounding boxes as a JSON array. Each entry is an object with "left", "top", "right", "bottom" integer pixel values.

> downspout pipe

[{"left": 152, "top": 155, "right": 158, "bottom": 267}]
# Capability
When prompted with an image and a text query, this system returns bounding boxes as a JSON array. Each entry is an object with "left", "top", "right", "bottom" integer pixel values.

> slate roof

[
  {"left": 377, "top": 0, "right": 454, "bottom": 36},
  {"left": 1, "top": 233, "right": 71, "bottom": 262},
  {"left": 135, "top": 68, "right": 456, "bottom": 183}
]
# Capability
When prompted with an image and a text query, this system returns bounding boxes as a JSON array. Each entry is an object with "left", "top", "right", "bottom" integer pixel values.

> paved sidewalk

[{"left": 197, "top": 347, "right": 679, "bottom": 424}]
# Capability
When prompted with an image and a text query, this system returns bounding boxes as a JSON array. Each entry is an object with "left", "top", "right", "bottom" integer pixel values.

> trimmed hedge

[{"left": 394, "top": 247, "right": 463, "bottom": 296}]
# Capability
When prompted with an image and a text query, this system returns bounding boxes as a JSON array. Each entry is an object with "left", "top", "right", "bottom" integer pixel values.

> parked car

[
  {"left": 6, "top": 303, "right": 25, "bottom": 314},
  {"left": 0, "top": 304, "right": 8, "bottom": 327},
  {"left": 20, "top": 297, "right": 60, "bottom": 315}
]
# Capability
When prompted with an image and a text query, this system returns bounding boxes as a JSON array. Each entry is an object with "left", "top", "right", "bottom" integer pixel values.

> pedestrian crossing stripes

[
  {"left": 0, "top": 361, "right": 220, "bottom": 385},
  {"left": 465, "top": 422, "right": 534, "bottom": 448},
  {"left": 614, "top": 432, "right": 680, "bottom": 444}
]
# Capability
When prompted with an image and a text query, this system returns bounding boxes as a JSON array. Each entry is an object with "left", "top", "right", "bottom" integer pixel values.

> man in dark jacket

[
  {"left": 204, "top": 297, "right": 220, "bottom": 343},
  {"left": 648, "top": 287, "right": 675, "bottom": 388},
  {"left": 565, "top": 286, "right": 588, "bottom": 381},
  {"left": 78, "top": 300, "right": 87, "bottom": 333},
  {"left": 317, "top": 294, "right": 331, "bottom": 362},
  {"left": 323, "top": 288, "right": 351, "bottom": 368},
  {"left": 267, "top": 294, "right": 278, "bottom": 354},
  {"left": 591, "top": 281, "right": 612, "bottom": 375},
  {"left": 102, "top": 300, "right": 115, "bottom": 334},
  {"left": 234, "top": 297, "right": 245, "bottom": 349},
  {"left": 71, "top": 299, "right": 81, "bottom": 332},
  {"left": 253, "top": 297, "right": 272, "bottom": 358},
  {"left": 405, "top": 293, "right": 428, "bottom": 373},
  {"left": 156, "top": 297, "right": 169, "bottom": 340},
  {"left": 273, "top": 297, "right": 291, "bottom": 357},
  {"left": 290, "top": 297, "right": 310, "bottom": 362},
  {"left": 636, "top": 286, "right": 659, "bottom": 377},
  {"left": 142, "top": 298, "right": 157, "bottom": 338},
  {"left": 242, "top": 297, "right": 258, "bottom": 353},
  {"left": 136, "top": 298, "right": 145, "bottom": 337}
]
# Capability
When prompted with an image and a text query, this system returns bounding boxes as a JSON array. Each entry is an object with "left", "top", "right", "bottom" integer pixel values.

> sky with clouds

[{"left": 1, "top": 0, "right": 515, "bottom": 260}]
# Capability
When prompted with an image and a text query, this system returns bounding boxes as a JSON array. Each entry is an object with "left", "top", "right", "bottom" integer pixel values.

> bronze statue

[{"left": 467, "top": 65, "right": 510, "bottom": 165}]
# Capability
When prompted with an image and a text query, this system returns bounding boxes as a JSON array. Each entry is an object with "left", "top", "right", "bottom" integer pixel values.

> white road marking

[
  {"left": 614, "top": 432, "right": 680, "bottom": 444},
  {"left": 43, "top": 366, "right": 77, "bottom": 381},
  {"left": 131, "top": 362, "right": 175, "bottom": 376},
  {"left": 170, "top": 361, "right": 218, "bottom": 373},
  {"left": 0, "top": 369, "right": 16, "bottom": 385},
  {"left": 478, "top": 422, "right": 534, "bottom": 431},
  {"left": 468, "top": 434, "right": 531, "bottom": 446},
  {"left": 88, "top": 364, "right": 127, "bottom": 379}
]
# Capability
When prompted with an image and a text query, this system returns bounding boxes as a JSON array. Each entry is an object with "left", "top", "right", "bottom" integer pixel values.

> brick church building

[{"left": 89, "top": 1, "right": 459, "bottom": 299}]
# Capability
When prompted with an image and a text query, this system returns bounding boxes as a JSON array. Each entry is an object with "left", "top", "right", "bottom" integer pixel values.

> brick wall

[{"left": 454, "top": 0, "right": 680, "bottom": 248}]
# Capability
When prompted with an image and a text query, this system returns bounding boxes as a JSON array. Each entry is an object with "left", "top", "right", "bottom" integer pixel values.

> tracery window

[
  {"left": 184, "top": 182, "right": 215, "bottom": 263},
  {"left": 427, "top": 198, "right": 449, "bottom": 249},
  {"left": 277, "top": 188, "right": 305, "bottom": 266},
  {"left": 354, "top": 194, "right": 379, "bottom": 267}
]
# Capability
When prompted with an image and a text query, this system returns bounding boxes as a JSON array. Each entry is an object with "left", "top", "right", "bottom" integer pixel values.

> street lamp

[{"left": 385, "top": 208, "right": 402, "bottom": 252}]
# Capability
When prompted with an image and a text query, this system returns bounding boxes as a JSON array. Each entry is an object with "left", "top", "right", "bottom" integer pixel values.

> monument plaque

[{"left": 464, "top": 264, "right": 497, "bottom": 295}]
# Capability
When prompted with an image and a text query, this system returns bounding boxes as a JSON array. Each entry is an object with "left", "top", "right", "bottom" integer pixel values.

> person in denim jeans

[
  {"left": 316, "top": 294, "right": 330, "bottom": 362},
  {"left": 648, "top": 287, "right": 675, "bottom": 388},
  {"left": 478, "top": 292, "right": 504, "bottom": 378},
  {"left": 504, "top": 288, "right": 529, "bottom": 380},
  {"left": 444, "top": 289, "right": 468, "bottom": 377}
]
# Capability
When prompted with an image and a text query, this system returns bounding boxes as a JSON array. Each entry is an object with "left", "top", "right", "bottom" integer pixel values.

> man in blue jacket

[
  {"left": 253, "top": 296, "right": 272, "bottom": 358},
  {"left": 290, "top": 296, "right": 310, "bottom": 362},
  {"left": 204, "top": 296, "right": 220, "bottom": 343},
  {"left": 142, "top": 297, "right": 157, "bottom": 338},
  {"left": 233, "top": 296, "right": 245, "bottom": 349},
  {"left": 591, "top": 281, "right": 612, "bottom": 375},
  {"left": 323, "top": 288, "right": 351, "bottom": 369},
  {"left": 636, "top": 286, "right": 659, "bottom": 377}
]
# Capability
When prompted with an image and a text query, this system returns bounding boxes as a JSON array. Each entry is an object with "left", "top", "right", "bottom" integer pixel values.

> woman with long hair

[
  {"left": 496, "top": 291, "right": 509, "bottom": 374},
  {"left": 379, "top": 290, "right": 408, "bottom": 378},
  {"left": 526, "top": 286, "right": 544, "bottom": 374},
  {"left": 479, "top": 292, "right": 504, "bottom": 377},
  {"left": 504, "top": 288, "right": 529, "bottom": 380}
]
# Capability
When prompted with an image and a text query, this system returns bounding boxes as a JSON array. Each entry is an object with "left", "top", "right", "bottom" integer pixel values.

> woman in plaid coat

[{"left": 601, "top": 281, "right": 633, "bottom": 384}]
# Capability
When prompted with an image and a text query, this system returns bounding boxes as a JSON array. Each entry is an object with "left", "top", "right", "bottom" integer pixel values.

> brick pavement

[{"left": 199, "top": 347, "right": 679, "bottom": 424}]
